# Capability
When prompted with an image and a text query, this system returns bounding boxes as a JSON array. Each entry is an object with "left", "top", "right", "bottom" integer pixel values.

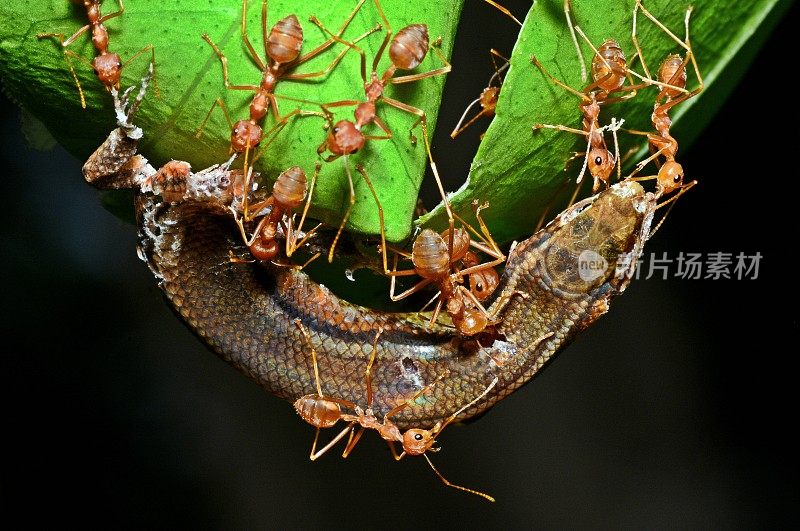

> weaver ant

[
  {"left": 383, "top": 201, "right": 506, "bottom": 336},
  {"left": 625, "top": 1, "right": 703, "bottom": 200},
  {"left": 531, "top": 8, "right": 686, "bottom": 196},
  {"left": 308, "top": 0, "right": 452, "bottom": 262},
  {"left": 450, "top": 50, "right": 509, "bottom": 139},
  {"left": 292, "top": 321, "right": 498, "bottom": 502},
  {"left": 38, "top": 0, "right": 157, "bottom": 109}
]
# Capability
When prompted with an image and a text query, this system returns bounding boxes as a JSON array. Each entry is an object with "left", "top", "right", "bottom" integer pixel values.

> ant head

[
  {"left": 591, "top": 40, "right": 626, "bottom": 92},
  {"left": 390, "top": 24, "right": 429, "bottom": 70},
  {"left": 412, "top": 229, "right": 450, "bottom": 279},
  {"left": 657, "top": 160, "right": 684, "bottom": 194},
  {"left": 92, "top": 53, "right": 122, "bottom": 88},
  {"left": 273, "top": 166, "right": 307, "bottom": 209},
  {"left": 587, "top": 147, "right": 615, "bottom": 182},
  {"left": 327, "top": 120, "right": 364, "bottom": 156},
  {"left": 268, "top": 14, "right": 303, "bottom": 64},
  {"left": 470, "top": 268, "right": 500, "bottom": 302},
  {"left": 402, "top": 428, "right": 436, "bottom": 456},
  {"left": 231, "top": 121, "right": 263, "bottom": 153},
  {"left": 455, "top": 307, "right": 489, "bottom": 336},
  {"left": 658, "top": 54, "right": 687, "bottom": 99}
]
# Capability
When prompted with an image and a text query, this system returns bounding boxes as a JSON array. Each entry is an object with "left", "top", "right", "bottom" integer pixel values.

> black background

[{"left": 2, "top": 0, "right": 797, "bottom": 527}]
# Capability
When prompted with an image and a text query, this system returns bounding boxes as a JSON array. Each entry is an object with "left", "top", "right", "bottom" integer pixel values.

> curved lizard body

[{"left": 135, "top": 181, "right": 653, "bottom": 429}]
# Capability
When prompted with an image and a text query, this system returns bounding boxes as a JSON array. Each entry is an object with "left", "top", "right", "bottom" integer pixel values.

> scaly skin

[{"left": 135, "top": 180, "right": 653, "bottom": 429}]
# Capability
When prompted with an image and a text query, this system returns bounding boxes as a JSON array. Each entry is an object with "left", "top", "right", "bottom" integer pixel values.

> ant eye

[
  {"left": 594, "top": 156, "right": 603, "bottom": 165},
  {"left": 414, "top": 433, "right": 423, "bottom": 440},
  {"left": 333, "top": 127, "right": 340, "bottom": 133},
  {"left": 674, "top": 174, "right": 682, "bottom": 182}
]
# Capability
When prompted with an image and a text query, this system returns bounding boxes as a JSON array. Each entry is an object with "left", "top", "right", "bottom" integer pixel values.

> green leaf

[
  {"left": 419, "top": 0, "right": 788, "bottom": 243},
  {"left": 0, "top": 0, "right": 462, "bottom": 241}
]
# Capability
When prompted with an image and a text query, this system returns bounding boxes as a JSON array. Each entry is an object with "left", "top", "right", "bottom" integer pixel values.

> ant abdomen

[
  {"left": 591, "top": 39, "right": 627, "bottom": 92},
  {"left": 390, "top": 24, "right": 429, "bottom": 70},
  {"left": 658, "top": 54, "right": 687, "bottom": 98},
  {"left": 440, "top": 227, "right": 471, "bottom": 263},
  {"left": 295, "top": 395, "right": 342, "bottom": 429},
  {"left": 412, "top": 229, "right": 450, "bottom": 279},
  {"left": 268, "top": 14, "right": 304, "bottom": 64},
  {"left": 273, "top": 166, "right": 307, "bottom": 209}
]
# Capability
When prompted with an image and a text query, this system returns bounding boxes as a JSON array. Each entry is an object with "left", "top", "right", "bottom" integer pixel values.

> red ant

[
  {"left": 626, "top": 1, "right": 703, "bottom": 199},
  {"left": 38, "top": 0, "right": 156, "bottom": 109},
  {"left": 450, "top": 50, "right": 509, "bottom": 139},
  {"left": 384, "top": 201, "right": 506, "bottom": 336},
  {"left": 196, "top": 0, "right": 382, "bottom": 222},
  {"left": 292, "top": 321, "right": 498, "bottom": 502},
  {"left": 530, "top": 13, "right": 686, "bottom": 197},
  {"left": 308, "top": 0, "right": 452, "bottom": 263}
]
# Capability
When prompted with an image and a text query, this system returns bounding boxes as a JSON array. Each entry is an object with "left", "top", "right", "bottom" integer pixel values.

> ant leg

[
  {"left": 99, "top": 0, "right": 125, "bottom": 23},
  {"left": 389, "top": 275, "right": 435, "bottom": 302},
  {"left": 123, "top": 44, "right": 160, "bottom": 97},
  {"left": 328, "top": 155, "right": 356, "bottom": 263},
  {"left": 37, "top": 25, "right": 90, "bottom": 48},
  {"left": 484, "top": 0, "right": 522, "bottom": 26},
  {"left": 202, "top": 33, "right": 261, "bottom": 91},
  {"left": 379, "top": 96, "right": 456, "bottom": 260},
  {"left": 309, "top": 423, "right": 355, "bottom": 461},
  {"left": 369, "top": 0, "right": 393, "bottom": 75},
  {"left": 365, "top": 115, "right": 393, "bottom": 141},
  {"left": 341, "top": 426, "right": 366, "bottom": 458},
  {"left": 532, "top": 123, "right": 589, "bottom": 136},
  {"left": 308, "top": 15, "right": 369, "bottom": 85},
  {"left": 355, "top": 165, "right": 387, "bottom": 274},
  {"left": 195, "top": 98, "right": 234, "bottom": 139},
  {"left": 286, "top": 22, "right": 382, "bottom": 79},
  {"left": 251, "top": 106, "right": 327, "bottom": 166},
  {"left": 287, "top": 163, "right": 322, "bottom": 257},
  {"left": 530, "top": 56, "right": 589, "bottom": 102},
  {"left": 631, "top": 0, "right": 652, "bottom": 79},
  {"left": 564, "top": 0, "right": 587, "bottom": 82},
  {"left": 240, "top": 0, "right": 266, "bottom": 70}
]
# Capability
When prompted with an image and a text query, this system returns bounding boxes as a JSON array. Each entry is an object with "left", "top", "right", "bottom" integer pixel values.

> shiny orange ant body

[
  {"left": 292, "top": 321, "right": 497, "bottom": 502},
  {"left": 38, "top": 0, "right": 156, "bottom": 108}
]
